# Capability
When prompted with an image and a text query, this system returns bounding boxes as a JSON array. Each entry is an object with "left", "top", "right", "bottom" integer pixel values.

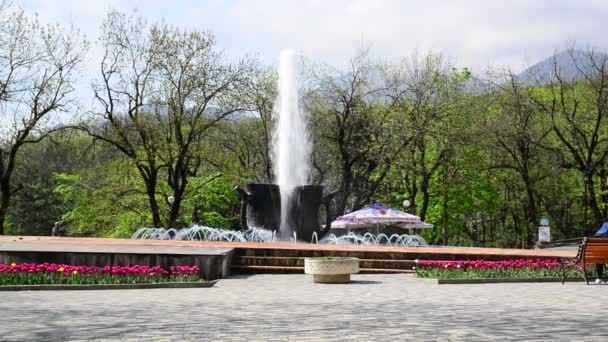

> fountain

[
  {"left": 132, "top": 48, "right": 427, "bottom": 247},
  {"left": 235, "top": 48, "right": 333, "bottom": 242}
]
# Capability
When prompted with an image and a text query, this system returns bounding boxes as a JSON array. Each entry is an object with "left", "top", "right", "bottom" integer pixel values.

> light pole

[
  {"left": 402, "top": 199, "right": 411, "bottom": 213},
  {"left": 403, "top": 199, "right": 413, "bottom": 235}
]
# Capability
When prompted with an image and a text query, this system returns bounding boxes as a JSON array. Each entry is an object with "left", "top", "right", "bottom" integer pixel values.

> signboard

[
  {"left": 538, "top": 226, "right": 551, "bottom": 242},
  {"left": 540, "top": 218, "right": 549, "bottom": 226}
]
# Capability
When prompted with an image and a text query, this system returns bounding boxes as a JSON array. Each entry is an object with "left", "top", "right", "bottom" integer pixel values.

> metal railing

[{"left": 535, "top": 237, "right": 583, "bottom": 249}]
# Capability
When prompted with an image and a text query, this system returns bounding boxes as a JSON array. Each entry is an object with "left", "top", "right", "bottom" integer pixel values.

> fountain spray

[{"left": 272, "top": 49, "right": 312, "bottom": 239}]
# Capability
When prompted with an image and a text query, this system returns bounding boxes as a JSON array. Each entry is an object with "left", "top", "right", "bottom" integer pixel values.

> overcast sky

[{"left": 15, "top": 0, "right": 607, "bottom": 78}]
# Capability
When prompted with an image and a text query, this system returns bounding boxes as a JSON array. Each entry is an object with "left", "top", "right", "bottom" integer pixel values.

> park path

[{"left": 0, "top": 274, "right": 606, "bottom": 341}]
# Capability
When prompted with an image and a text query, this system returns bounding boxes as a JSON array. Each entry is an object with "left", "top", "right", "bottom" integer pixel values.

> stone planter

[{"left": 304, "top": 257, "right": 359, "bottom": 283}]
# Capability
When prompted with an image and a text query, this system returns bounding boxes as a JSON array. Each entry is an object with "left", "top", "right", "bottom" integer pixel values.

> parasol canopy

[{"left": 331, "top": 203, "right": 433, "bottom": 229}]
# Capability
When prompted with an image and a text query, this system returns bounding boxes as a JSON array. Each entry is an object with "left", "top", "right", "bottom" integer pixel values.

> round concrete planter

[{"left": 304, "top": 257, "right": 359, "bottom": 283}]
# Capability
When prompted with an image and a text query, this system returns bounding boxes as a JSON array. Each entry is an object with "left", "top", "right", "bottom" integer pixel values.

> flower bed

[
  {"left": 415, "top": 259, "right": 576, "bottom": 279},
  {"left": 0, "top": 263, "right": 201, "bottom": 286}
]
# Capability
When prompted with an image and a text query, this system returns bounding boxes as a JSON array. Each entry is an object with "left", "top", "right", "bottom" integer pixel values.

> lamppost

[
  {"left": 402, "top": 199, "right": 411, "bottom": 213},
  {"left": 167, "top": 196, "right": 176, "bottom": 227},
  {"left": 403, "top": 199, "right": 413, "bottom": 234}
]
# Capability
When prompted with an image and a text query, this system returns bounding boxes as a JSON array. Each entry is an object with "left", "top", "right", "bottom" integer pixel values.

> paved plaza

[{"left": 1, "top": 274, "right": 607, "bottom": 341}]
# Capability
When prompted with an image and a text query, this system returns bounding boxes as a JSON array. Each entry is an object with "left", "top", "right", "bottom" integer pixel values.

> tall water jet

[{"left": 272, "top": 49, "right": 311, "bottom": 239}]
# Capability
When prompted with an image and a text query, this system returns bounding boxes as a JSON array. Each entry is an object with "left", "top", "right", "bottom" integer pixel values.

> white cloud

[
  {"left": 15, "top": 0, "right": 608, "bottom": 74},
  {"left": 6, "top": 0, "right": 603, "bottom": 127}
]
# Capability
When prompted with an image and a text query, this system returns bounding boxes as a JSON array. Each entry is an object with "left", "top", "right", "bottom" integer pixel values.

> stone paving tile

[{"left": 1, "top": 274, "right": 607, "bottom": 341}]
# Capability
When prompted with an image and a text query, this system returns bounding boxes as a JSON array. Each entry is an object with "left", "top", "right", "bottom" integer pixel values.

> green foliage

[
  {"left": 200, "top": 212, "right": 231, "bottom": 229},
  {"left": 2, "top": 36, "right": 607, "bottom": 251},
  {"left": 53, "top": 156, "right": 153, "bottom": 237},
  {"left": 53, "top": 173, "right": 96, "bottom": 234},
  {"left": 108, "top": 212, "right": 152, "bottom": 238},
  {"left": 181, "top": 174, "right": 240, "bottom": 229}
]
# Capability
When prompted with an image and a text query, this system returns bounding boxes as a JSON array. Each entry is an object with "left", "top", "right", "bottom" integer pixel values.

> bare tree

[
  {"left": 532, "top": 48, "right": 608, "bottom": 233},
  {"left": 390, "top": 53, "right": 470, "bottom": 221},
  {"left": 86, "top": 11, "right": 255, "bottom": 228},
  {"left": 83, "top": 10, "right": 165, "bottom": 227},
  {"left": 483, "top": 70, "right": 551, "bottom": 247},
  {"left": 308, "top": 47, "right": 407, "bottom": 215},
  {"left": 247, "top": 67, "right": 276, "bottom": 181},
  {"left": 0, "top": 5, "right": 86, "bottom": 234},
  {"left": 152, "top": 23, "right": 255, "bottom": 227}
]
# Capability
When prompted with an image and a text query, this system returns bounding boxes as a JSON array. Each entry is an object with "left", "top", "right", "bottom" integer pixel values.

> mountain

[
  {"left": 140, "top": 103, "right": 254, "bottom": 121},
  {"left": 518, "top": 49, "right": 608, "bottom": 85}
]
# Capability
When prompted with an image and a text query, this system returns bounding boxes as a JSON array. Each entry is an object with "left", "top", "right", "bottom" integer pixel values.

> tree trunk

[
  {"left": 336, "top": 167, "right": 353, "bottom": 216},
  {"left": 135, "top": 165, "right": 162, "bottom": 228},
  {"left": 440, "top": 172, "right": 449, "bottom": 246},
  {"left": 167, "top": 198, "right": 180, "bottom": 228},
  {"left": 0, "top": 171, "right": 13, "bottom": 235},
  {"left": 511, "top": 211, "right": 523, "bottom": 248},
  {"left": 167, "top": 165, "right": 189, "bottom": 228},
  {"left": 586, "top": 173, "right": 602, "bottom": 229},
  {"left": 142, "top": 174, "right": 161, "bottom": 228},
  {"left": 192, "top": 206, "right": 201, "bottom": 224},
  {"left": 262, "top": 124, "right": 272, "bottom": 182},
  {"left": 525, "top": 190, "right": 537, "bottom": 224},
  {"left": 0, "top": 183, "right": 10, "bottom": 235},
  {"left": 167, "top": 187, "right": 185, "bottom": 228},
  {"left": 405, "top": 169, "right": 418, "bottom": 216},
  {"left": 600, "top": 168, "right": 608, "bottom": 219},
  {"left": 419, "top": 175, "right": 431, "bottom": 221},
  {"left": 146, "top": 185, "right": 162, "bottom": 228},
  {"left": 523, "top": 177, "right": 538, "bottom": 247}
]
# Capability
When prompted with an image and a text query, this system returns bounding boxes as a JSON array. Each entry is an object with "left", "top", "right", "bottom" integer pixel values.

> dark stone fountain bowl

[{"left": 235, "top": 183, "right": 332, "bottom": 242}]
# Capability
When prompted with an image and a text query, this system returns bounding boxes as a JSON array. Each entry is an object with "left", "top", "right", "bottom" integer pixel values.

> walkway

[{"left": 1, "top": 274, "right": 606, "bottom": 341}]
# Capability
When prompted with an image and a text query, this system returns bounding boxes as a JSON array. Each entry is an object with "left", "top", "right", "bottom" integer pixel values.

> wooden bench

[{"left": 561, "top": 237, "right": 608, "bottom": 284}]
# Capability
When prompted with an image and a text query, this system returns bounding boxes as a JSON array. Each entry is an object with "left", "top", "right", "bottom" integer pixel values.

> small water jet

[
  {"left": 318, "top": 232, "right": 428, "bottom": 247},
  {"left": 131, "top": 225, "right": 428, "bottom": 247},
  {"left": 132, "top": 226, "right": 277, "bottom": 243}
]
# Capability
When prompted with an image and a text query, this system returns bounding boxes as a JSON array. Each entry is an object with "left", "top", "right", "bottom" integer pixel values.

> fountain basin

[
  {"left": 235, "top": 183, "right": 281, "bottom": 232},
  {"left": 304, "top": 257, "right": 359, "bottom": 283},
  {"left": 235, "top": 183, "right": 332, "bottom": 242}
]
